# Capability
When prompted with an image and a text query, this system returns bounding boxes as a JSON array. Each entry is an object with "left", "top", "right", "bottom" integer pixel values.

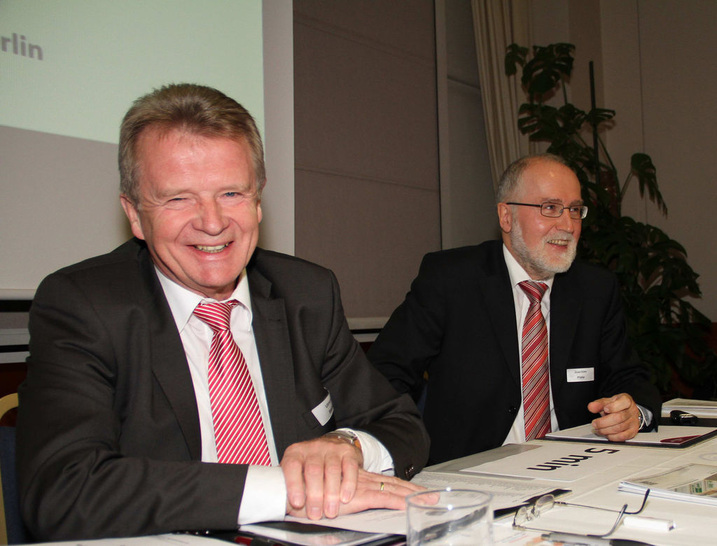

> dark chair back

[{"left": 0, "top": 394, "right": 29, "bottom": 545}]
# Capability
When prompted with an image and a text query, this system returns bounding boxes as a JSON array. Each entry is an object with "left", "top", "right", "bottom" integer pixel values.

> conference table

[
  {"left": 297, "top": 423, "right": 717, "bottom": 545},
  {"left": 30, "top": 425, "right": 717, "bottom": 545},
  {"left": 417, "top": 425, "right": 717, "bottom": 545}
]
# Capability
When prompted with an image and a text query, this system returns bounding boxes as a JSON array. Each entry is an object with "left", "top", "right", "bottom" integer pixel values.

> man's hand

[
  {"left": 285, "top": 468, "right": 425, "bottom": 519},
  {"left": 281, "top": 435, "right": 365, "bottom": 520},
  {"left": 588, "top": 393, "right": 641, "bottom": 441}
]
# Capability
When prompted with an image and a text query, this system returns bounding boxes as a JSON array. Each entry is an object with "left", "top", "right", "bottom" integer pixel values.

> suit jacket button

[
  {"left": 509, "top": 406, "right": 518, "bottom": 416},
  {"left": 403, "top": 464, "right": 416, "bottom": 480}
]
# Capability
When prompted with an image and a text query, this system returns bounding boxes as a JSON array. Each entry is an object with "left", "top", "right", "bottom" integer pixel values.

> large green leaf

[
  {"left": 630, "top": 153, "right": 668, "bottom": 214},
  {"left": 521, "top": 43, "right": 575, "bottom": 97},
  {"left": 505, "top": 43, "right": 529, "bottom": 76}
]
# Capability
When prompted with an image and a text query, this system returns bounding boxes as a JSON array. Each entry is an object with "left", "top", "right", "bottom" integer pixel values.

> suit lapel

[
  {"left": 549, "top": 270, "right": 582, "bottom": 398},
  {"left": 248, "top": 264, "right": 298, "bottom": 457},
  {"left": 479, "top": 244, "right": 521, "bottom": 388},
  {"left": 137, "top": 247, "right": 203, "bottom": 460}
]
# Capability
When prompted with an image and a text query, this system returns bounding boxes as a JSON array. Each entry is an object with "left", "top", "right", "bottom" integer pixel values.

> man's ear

[
  {"left": 120, "top": 195, "right": 146, "bottom": 240},
  {"left": 497, "top": 203, "right": 513, "bottom": 234}
]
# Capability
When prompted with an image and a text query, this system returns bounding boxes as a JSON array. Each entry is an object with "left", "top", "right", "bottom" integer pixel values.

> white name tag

[
  {"left": 567, "top": 367, "right": 595, "bottom": 383},
  {"left": 312, "top": 392, "right": 334, "bottom": 426}
]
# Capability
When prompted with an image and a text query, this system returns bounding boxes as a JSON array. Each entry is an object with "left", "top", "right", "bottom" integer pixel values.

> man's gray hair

[
  {"left": 119, "top": 83, "right": 266, "bottom": 205},
  {"left": 495, "top": 153, "right": 572, "bottom": 204}
]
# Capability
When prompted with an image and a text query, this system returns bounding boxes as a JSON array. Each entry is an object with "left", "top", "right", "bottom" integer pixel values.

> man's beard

[{"left": 510, "top": 221, "right": 577, "bottom": 280}]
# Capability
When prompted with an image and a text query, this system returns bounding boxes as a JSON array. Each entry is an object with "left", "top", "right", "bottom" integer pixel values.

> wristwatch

[
  {"left": 325, "top": 429, "right": 362, "bottom": 451},
  {"left": 637, "top": 409, "right": 645, "bottom": 431}
]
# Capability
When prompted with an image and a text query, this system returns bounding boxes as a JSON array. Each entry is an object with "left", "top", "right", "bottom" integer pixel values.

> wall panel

[{"left": 294, "top": 0, "right": 440, "bottom": 320}]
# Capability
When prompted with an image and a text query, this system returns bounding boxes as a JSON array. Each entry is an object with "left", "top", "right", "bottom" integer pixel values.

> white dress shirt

[
  {"left": 502, "top": 245, "right": 559, "bottom": 445},
  {"left": 501, "top": 246, "right": 651, "bottom": 445},
  {"left": 156, "top": 268, "right": 393, "bottom": 524}
]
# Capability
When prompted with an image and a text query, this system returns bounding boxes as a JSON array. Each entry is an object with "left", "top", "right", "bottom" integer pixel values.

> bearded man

[{"left": 368, "top": 154, "right": 661, "bottom": 464}]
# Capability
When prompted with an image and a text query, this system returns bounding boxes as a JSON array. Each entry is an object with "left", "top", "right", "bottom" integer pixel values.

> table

[
  {"left": 423, "top": 433, "right": 717, "bottom": 545},
  {"left": 29, "top": 432, "right": 717, "bottom": 545}
]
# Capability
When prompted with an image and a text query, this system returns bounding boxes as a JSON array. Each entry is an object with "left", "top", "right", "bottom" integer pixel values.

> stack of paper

[
  {"left": 662, "top": 398, "right": 717, "bottom": 418},
  {"left": 619, "top": 463, "right": 717, "bottom": 506}
]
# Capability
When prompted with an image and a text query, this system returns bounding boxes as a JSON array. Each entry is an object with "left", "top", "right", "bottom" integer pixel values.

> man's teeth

[
  {"left": 195, "top": 244, "right": 229, "bottom": 253},
  {"left": 548, "top": 239, "right": 570, "bottom": 246}
]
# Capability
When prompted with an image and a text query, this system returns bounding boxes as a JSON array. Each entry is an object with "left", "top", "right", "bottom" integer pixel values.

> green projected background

[
  {"left": 0, "top": 0, "right": 265, "bottom": 143},
  {"left": 0, "top": 0, "right": 268, "bottom": 294}
]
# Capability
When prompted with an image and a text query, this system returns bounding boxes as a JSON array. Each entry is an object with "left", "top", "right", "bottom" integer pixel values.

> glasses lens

[
  {"left": 535, "top": 494, "right": 555, "bottom": 516},
  {"left": 567, "top": 206, "right": 588, "bottom": 219},
  {"left": 538, "top": 203, "right": 588, "bottom": 219},
  {"left": 514, "top": 506, "right": 531, "bottom": 525},
  {"left": 539, "top": 203, "right": 561, "bottom": 217}
]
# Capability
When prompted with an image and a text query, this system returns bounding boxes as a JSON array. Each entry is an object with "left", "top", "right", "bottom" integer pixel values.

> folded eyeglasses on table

[{"left": 512, "top": 488, "right": 651, "bottom": 538}]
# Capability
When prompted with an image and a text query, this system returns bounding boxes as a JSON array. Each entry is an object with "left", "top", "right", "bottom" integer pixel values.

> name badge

[
  {"left": 567, "top": 367, "right": 595, "bottom": 383},
  {"left": 312, "top": 392, "right": 334, "bottom": 425}
]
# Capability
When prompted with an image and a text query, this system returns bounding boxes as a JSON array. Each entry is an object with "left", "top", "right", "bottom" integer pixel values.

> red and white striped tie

[
  {"left": 519, "top": 281, "right": 551, "bottom": 441},
  {"left": 193, "top": 301, "right": 271, "bottom": 465}
]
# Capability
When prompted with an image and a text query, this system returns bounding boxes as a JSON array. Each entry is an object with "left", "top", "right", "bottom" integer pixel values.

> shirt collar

[{"left": 155, "top": 267, "right": 252, "bottom": 333}]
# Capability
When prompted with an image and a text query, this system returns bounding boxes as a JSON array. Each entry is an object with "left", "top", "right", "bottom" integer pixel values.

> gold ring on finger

[{"left": 380, "top": 482, "right": 385, "bottom": 491}]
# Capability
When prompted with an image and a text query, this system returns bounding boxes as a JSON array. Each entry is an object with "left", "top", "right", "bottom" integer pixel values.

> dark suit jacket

[
  {"left": 368, "top": 241, "right": 661, "bottom": 464},
  {"left": 17, "top": 239, "right": 429, "bottom": 541}
]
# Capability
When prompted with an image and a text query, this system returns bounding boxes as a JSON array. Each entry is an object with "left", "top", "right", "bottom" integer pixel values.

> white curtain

[{"left": 471, "top": 0, "right": 534, "bottom": 188}]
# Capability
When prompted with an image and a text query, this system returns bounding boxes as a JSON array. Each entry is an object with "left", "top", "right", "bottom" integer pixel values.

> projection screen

[{"left": 0, "top": 0, "right": 293, "bottom": 299}]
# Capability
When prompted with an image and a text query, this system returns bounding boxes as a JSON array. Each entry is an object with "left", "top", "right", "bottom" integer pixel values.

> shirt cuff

[
  {"left": 238, "top": 465, "right": 287, "bottom": 525},
  {"left": 637, "top": 404, "right": 653, "bottom": 430},
  {"left": 341, "top": 428, "right": 395, "bottom": 475}
]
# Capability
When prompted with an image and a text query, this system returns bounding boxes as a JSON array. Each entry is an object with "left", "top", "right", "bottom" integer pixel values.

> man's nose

[{"left": 196, "top": 200, "right": 228, "bottom": 234}]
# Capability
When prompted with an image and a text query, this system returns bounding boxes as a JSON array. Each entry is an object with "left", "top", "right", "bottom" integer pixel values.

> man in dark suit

[
  {"left": 17, "top": 83, "right": 429, "bottom": 541},
  {"left": 368, "top": 154, "right": 661, "bottom": 464}
]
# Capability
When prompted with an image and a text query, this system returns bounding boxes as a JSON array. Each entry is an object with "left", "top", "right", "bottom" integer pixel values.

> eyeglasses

[
  {"left": 506, "top": 201, "right": 588, "bottom": 220},
  {"left": 513, "top": 489, "right": 650, "bottom": 538}
]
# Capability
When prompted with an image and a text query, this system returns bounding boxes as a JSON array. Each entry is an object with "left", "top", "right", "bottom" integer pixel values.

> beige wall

[
  {"left": 293, "top": 0, "right": 497, "bottom": 321},
  {"left": 530, "top": 0, "right": 717, "bottom": 320},
  {"left": 603, "top": 0, "right": 717, "bottom": 321},
  {"left": 437, "top": 0, "right": 497, "bottom": 250},
  {"left": 293, "top": 1, "right": 441, "bottom": 320}
]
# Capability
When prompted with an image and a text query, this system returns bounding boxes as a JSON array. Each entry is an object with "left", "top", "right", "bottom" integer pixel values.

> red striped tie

[
  {"left": 193, "top": 301, "right": 271, "bottom": 465},
  {"left": 519, "top": 281, "right": 551, "bottom": 441}
]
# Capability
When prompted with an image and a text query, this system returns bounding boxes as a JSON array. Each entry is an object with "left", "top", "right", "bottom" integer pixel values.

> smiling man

[
  {"left": 368, "top": 154, "right": 661, "bottom": 464},
  {"left": 17, "top": 84, "right": 429, "bottom": 541}
]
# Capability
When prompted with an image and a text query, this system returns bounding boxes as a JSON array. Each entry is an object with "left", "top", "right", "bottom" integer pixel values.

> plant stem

[{"left": 621, "top": 172, "right": 634, "bottom": 203}]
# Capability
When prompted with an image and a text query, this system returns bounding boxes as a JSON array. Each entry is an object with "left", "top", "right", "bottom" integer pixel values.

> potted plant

[{"left": 504, "top": 43, "right": 716, "bottom": 398}]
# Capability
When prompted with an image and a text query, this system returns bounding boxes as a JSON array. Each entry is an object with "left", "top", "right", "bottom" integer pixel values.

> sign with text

[{"left": 462, "top": 443, "right": 643, "bottom": 482}]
